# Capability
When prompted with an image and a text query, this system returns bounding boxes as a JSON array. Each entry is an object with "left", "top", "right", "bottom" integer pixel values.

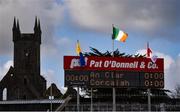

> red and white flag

[{"left": 146, "top": 42, "right": 158, "bottom": 63}]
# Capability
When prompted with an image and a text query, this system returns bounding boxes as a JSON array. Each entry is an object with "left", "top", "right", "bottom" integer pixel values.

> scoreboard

[{"left": 64, "top": 56, "right": 164, "bottom": 88}]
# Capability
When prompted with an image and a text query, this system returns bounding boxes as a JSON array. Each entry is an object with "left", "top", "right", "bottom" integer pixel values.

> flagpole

[
  {"left": 76, "top": 40, "right": 80, "bottom": 112},
  {"left": 112, "top": 39, "right": 114, "bottom": 56},
  {"left": 146, "top": 42, "right": 151, "bottom": 111},
  {"left": 112, "top": 24, "right": 116, "bottom": 111},
  {"left": 147, "top": 42, "right": 149, "bottom": 57},
  {"left": 112, "top": 24, "right": 114, "bottom": 56}
]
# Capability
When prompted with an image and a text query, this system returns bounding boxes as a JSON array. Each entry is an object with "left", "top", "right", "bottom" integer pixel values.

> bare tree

[{"left": 171, "top": 84, "right": 180, "bottom": 98}]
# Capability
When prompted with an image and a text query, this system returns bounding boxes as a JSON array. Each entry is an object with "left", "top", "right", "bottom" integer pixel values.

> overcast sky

[{"left": 0, "top": 0, "right": 180, "bottom": 92}]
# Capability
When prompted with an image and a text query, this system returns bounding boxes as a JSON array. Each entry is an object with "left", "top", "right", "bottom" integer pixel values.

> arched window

[
  {"left": 24, "top": 77, "right": 27, "bottom": 85},
  {"left": 23, "top": 94, "right": 27, "bottom": 99},
  {"left": 2, "top": 88, "right": 7, "bottom": 101}
]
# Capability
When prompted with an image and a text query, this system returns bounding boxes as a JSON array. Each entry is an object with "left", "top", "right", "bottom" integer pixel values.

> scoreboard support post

[
  {"left": 147, "top": 88, "right": 151, "bottom": 111},
  {"left": 112, "top": 38, "right": 116, "bottom": 111},
  {"left": 91, "top": 88, "right": 93, "bottom": 112},
  {"left": 77, "top": 87, "right": 80, "bottom": 112},
  {"left": 113, "top": 87, "right": 116, "bottom": 111}
]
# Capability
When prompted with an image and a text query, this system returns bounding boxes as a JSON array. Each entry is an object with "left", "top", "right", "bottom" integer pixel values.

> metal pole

[
  {"left": 50, "top": 84, "right": 52, "bottom": 112},
  {"left": 112, "top": 26, "right": 116, "bottom": 111},
  {"left": 77, "top": 87, "right": 80, "bottom": 111},
  {"left": 18, "top": 88, "right": 19, "bottom": 99},
  {"left": 112, "top": 36, "right": 114, "bottom": 56},
  {"left": 147, "top": 88, "right": 151, "bottom": 111},
  {"left": 113, "top": 88, "right": 116, "bottom": 111},
  {"left": 91, "top": 88, "right": 93, "bottom": 111}
]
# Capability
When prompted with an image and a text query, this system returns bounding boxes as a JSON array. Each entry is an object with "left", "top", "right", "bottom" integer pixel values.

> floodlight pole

[{"left": 147, "top": 88, "right": 151, "bottom": 111}]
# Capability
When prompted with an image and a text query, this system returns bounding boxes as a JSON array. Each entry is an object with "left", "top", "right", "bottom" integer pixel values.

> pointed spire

[
  {"left": 16, "top": 19, "right": 20, "bottom": 32},
  {"left": 13, "top": 17, "right": 16, "bottom": 29},
  {"left": 38, "top": 19, "right": 41, "bottom": 33},
  {"left": 12, "top": 17, "right": 20, "bottom": 42},
  {"left": 34, "top": 17, "right": 41, "bottom": 44},
  {"left": 34, "top": 16, "right": 38, "bottom": 30}
]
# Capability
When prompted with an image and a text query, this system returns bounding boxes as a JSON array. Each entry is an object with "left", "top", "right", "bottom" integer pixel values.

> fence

[{"left": 64, "top": 103, "right": 180, "bottom": 111}]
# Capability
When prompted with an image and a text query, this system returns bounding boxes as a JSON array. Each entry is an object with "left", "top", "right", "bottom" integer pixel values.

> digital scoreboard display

[
  {"left": 65, "top": 70, "right": 164, "bottom": 88},
  {"left": 139, "top": 72, "right": 164, "bottom": 88},
  {"left": 64, "top": 56, "right": 164, "bottom": 88}
]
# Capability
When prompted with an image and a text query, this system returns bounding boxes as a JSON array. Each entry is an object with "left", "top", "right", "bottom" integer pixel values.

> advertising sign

[{"left": 64, "top": 56, "right": 164, "bottom": 72}]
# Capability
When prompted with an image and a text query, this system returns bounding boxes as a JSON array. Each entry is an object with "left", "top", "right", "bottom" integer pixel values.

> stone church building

[{"left": 0, "top": 18, "right": 53, "bottom": 100}]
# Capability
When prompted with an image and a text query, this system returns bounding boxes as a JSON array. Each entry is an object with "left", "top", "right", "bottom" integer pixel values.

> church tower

[
  {"left": 0, "top": 17, "right": 46, "bottom": 100},
  {"left": 13, "top": 17, "right": 41, "bottom": 77}
]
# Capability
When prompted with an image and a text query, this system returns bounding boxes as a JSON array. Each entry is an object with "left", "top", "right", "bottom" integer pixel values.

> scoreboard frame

[{"left": 64, "top": 56, "right": 164, "bottom": 89}]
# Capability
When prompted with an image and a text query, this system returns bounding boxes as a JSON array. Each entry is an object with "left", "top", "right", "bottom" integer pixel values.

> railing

[
  {"left": 55, "top": 96, "right": 72, "bottom": 111},
  {"left": 0, "top": 99, "right": 64, "bottom": 104},
  {"left": 64, "top": 103, "right": 180, "bottom": 111}
]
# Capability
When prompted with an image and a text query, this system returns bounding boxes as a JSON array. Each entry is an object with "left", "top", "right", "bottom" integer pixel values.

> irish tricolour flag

[{"left": 112, "top": 26, "right": 128, "bottom": 42}]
